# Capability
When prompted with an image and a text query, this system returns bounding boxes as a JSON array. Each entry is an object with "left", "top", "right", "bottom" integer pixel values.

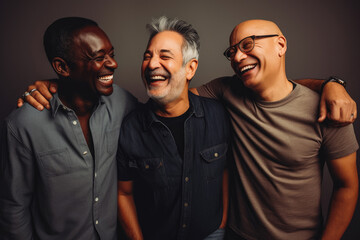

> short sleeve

[
  {"left": 320, "top": 124, "right": 359, "bottom": 160},
  {"left": 196, "top": 77, "right": 227, "bottom": 100}
]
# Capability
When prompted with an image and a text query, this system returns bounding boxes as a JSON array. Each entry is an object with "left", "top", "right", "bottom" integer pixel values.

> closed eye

[{"left": 160, "top": 55, "right": 172, "bottom": 60}]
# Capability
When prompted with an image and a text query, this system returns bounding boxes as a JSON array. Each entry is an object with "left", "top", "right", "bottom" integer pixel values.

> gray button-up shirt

[{"left": 0, "top": 85, "right": 137, "bottom": 240}]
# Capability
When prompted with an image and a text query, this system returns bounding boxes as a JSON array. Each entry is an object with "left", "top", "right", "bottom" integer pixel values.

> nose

[
  {"left": 232, "top": 48, "right": 247, "bottom": 63},
  {"left": 105, "top": 55, "right": 118, "bottom": 69},
  {"left": 147, "top": 56, "right": 161, "bottom": 70}
]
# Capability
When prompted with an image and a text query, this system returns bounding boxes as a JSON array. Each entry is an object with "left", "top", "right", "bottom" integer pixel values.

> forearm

[
  {"left": 321, "top": 185, "right": 358, "bottom": 240},
  {"left": 293, "top": 78, "right": 324, "bottom": 93},
  {"left": 219, "top": 169, "right": 228, "bottom": 229},
  {"left": 117, "top": 188, "right": 143, "bottom": 240}
]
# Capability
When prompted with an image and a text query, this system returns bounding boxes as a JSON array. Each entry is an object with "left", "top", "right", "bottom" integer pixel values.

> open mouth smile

[
  {"left": 240, "top": 64, "right": 257, "bottom": 74},
  {"left": 98, "top": 74, "right": 114, "bottom": 83},
  {"left": 149, "top": 75, "right": 167, "bottom": 81}
]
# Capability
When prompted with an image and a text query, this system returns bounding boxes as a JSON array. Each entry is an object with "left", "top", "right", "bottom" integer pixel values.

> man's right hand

[{"left": 17, "top": 80, "right": 58, "bottom": 111}]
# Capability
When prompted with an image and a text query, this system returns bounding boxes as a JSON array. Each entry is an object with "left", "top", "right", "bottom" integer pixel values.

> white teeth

[
  {"left": 240, "top": 64, "right": 256, "bottom": 73},
  {"left": 98, "top": 75, "right": 113, "bottom": 82},
  {"left": 150, "top": 75, "right": 166, "bottom": 80}
]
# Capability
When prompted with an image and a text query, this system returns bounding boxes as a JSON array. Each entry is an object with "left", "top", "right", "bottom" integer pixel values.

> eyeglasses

[{"left": 223, "top": 34, "right": 279, "bottom": 61}]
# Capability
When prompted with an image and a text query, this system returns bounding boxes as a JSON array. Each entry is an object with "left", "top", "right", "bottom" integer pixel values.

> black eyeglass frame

[{"left": 223, "top": 34, "right": 279, "bottom": 60}]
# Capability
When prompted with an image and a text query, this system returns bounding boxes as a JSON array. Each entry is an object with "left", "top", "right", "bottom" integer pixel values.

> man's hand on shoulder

[
  {"left": 17, "top": 80, "right": 58, "bottom": 111},
  {"left": 318, "top": 82, "right": 357, "bottom": 127}
]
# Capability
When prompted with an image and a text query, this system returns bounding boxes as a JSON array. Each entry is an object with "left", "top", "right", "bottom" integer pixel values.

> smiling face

[
  {"left": 229, "top": 20, "right": 285, "bottom": 91},
  {"left": 67, "top": 25, "right": 117, "bottom": 96},
  {"left": 141, "top": 31, "right": 190, "bottom": 105}
]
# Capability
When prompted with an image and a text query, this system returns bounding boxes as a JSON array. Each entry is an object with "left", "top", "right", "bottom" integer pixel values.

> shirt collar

[
  {"left": 142, "top": 91, "right": 204, "bottom": 131},
  {"left": 50, "top": 93, "right": 104, "bottom": 117},
  {"left": 50, "top": 93, "right": 63, "bottom": 117}
]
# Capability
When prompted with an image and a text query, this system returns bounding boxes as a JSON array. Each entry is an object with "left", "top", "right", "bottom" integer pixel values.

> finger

[
  {"left": 350, "top": 111, "right": 357, "bottom": 123},
  {"left": 17, "top": 98, "right": 24, "bottom": 108},
  {"left": 335, "top": 100, "right": 356, "bottom": 124},
  {"left": 327, "top": 103, "right": 341, "bottom": 123},
  {"left": 317, "top": 96, "right": 327, "bottom": 123},
  {"left": 24, "top": 94, "right": 45, "bottom": 111},
  {"left": 31, "top": 90, "right": 51, "bottom": 110},
  {"left": 49, "top": 81, "right": 58, "bottom": 94},
  {"left": 350, "top": 101, "right": 357, "bottom": 123},
  {"left": 33, "top": 83, "right": 54, "bottom": 101}
]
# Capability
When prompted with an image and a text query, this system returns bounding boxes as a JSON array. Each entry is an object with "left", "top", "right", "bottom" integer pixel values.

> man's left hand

[{"left": 318, "top": 82, "right": 357, "bottom": 126}]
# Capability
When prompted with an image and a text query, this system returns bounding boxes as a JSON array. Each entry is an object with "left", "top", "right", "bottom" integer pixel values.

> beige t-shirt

[{"left": 197, "top": 76, "right": 358, "bottom": 240}]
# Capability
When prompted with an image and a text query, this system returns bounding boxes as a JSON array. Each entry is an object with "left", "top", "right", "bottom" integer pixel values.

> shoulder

[
  {"left": 197, "top": 75, "right": 244, "bottom": 100},
  {"left": 294, "top": 82, "right": 320, "bottom": 99},
  {"left": 2, "top": 104, "right": 52, "bottom": 141},
  {"left": 287, "top": 82, "right": 320, "bottom": 111},
  {"left": 121, "top": 102, "right": 147, "bottom": 127},
  {"left": 197, "top": 75, "right": 232, "bottom": 93},
  {"left": 103, "top": 84, "right": 139, "bottom": 115},
  {"left": 4, "top": 104, "right": 50, "bottom": 129},
  {"left": 193, "top": 93, "right": 228, "bottom": 120},
  {"left": 198, "top": 94, "right": 224, "bottom": 109}
]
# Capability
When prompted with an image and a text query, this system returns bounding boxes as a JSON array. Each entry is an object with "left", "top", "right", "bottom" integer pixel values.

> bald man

[{"left": 195, "top": 20, "right": 358, "bottom": 240}]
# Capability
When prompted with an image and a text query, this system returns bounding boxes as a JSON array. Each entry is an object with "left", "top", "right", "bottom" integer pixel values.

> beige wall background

[{"left": 1, "top": 0, "right": 359, "bottom": 238}]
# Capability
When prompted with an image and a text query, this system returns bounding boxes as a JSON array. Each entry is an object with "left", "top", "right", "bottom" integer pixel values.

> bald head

[
  {"left": 227, "top": 19, "right": 289, "bottom": 98},
  {"left": 230, "top": 19, "right": 283, "bottom": 45}
]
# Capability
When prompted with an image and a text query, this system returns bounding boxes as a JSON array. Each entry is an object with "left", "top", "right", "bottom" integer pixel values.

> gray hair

[{"left": 146, "top": 16, "right": 200, "bottom": 65}]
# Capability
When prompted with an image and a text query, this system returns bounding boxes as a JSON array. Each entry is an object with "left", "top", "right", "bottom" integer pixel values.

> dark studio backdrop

[{"left": 1, "top": 0, "right": 359, "bottom": 238}]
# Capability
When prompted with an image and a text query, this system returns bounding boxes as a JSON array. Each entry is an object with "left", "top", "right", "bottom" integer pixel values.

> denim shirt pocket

[
  {"left": 200, "top": 143, "right": 228, "bottom": 180},
  {"left": 38, "top": 148, "right": 72, "bottom": 177},
  {"left": 136, "top": 157, "right": 168, "bottom": 188}
]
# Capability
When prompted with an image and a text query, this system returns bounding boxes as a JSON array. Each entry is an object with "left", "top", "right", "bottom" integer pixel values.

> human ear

[
  {"left": 52, "top": 57, "right": 70, "bottom": 77},
  {"left": 185, "top": 59, "right": 198, "bottom": 81},
  {"left": 277, "top": 36, "right": 287, "bottom": 57}
]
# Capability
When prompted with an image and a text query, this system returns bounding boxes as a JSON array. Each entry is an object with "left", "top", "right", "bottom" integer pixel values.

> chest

[{"left": 123, "top": 116, "right": 229, "bottom": 188}]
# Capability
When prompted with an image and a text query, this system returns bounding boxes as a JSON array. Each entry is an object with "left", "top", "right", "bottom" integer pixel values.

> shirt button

[
  {"left": 182, "top": 224, "right": 187, "bottom": 228},
  {"left": 94, "top": 173, "right": 97, "bottom": 178},
  {"left": 83, "top": 151, "right": 88, "bottom": 155},
  {"left": 72, "top": 120, "right": 77, "bottom": 125},
  {"left": 185, "top": 177, "right": 189, "bottom": 182},
  {"left": 95, "top": 220, "right": 99, "bottom": 225},
  {"left": 184, "top": 202, "right": 189, "bottom": 207},
  {"left": 95, "top": 197, "right": 99, "bottom": 202},
  {"left": 214, "top": 152, "right": 219, "bottom": 157}
]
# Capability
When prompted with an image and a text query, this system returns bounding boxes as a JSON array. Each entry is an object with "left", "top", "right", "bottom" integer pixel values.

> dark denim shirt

[
  {"left": 117, "top": 92, "right": 230, "bottom": 240},
  {"left": 0, "top": 85, "right": 137, "bottom": 240}
]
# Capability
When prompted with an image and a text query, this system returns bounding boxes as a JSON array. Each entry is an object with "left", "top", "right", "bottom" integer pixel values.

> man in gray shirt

[
  {"left": 0, "top": 17, "right": 137, "bottom": 239},
  {"left": 196, "top": 19, "right": 358, "bottom": 240}
]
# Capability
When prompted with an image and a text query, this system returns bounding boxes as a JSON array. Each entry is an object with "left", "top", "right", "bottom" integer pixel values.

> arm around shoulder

[{"left": 294, "top": 77, "right": 357, "bottom": 126}]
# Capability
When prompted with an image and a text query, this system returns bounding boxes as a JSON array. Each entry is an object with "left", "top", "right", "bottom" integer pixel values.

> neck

[
  {"left": 58, "top": 84, "right": 98, "bottom": 116},
  {"left": 152, "top": 93, "right": 190, "bottom": 118},
  {"left": 253, "top": 71, "right": 293, "bottom": 102}
]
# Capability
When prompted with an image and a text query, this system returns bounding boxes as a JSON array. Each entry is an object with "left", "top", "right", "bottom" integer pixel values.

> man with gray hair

[{"left": 117, "top": 16, "right": 230, "bottom": 240}]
